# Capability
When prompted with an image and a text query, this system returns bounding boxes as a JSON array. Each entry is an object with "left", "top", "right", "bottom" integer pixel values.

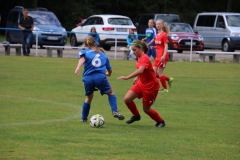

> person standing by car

[
  {"left": 126, "top": 28, "right": 138, "bottom": 60},
  {"left": 151, "top": 19, "right": 173, "bottom": 92},
  {"left": 117, "top": 40, "right": 166, "bottom": 127},
  {"left": 75, "top": 36, "right": 125, "bottom": 122},
  {"left": 88, "top": 27, "right": 100, "bottom": 47},
  {"left": 18, "top": 8, "right": 34, "bottom": 56},
  {"left": 141, "top": 19, "right": 156, "bottom": 60}
]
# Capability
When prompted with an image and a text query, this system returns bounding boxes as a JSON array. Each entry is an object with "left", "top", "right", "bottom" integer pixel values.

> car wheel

[
  {"left": 103, "top": 44, "right": 111, "bottom": 51},
  {"left": 177, "top": 50, "right": 183, "bottom": 53},
  {"left": 70, "top": 34, "right": 79, "bottom": 46},
  {"left": 6, "top": 33, "right": 12, "bottom": 43},
  {"left": 222, "top": 40, "right": 234, "bottom": 52}
]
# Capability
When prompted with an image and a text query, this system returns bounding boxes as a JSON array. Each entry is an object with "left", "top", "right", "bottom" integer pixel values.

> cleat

[
  {"left": 94, "top": 88, "right": 98, "bottom": 91},
  {"left": 168, "top": 77, "right": 174, "bottom": 88},
  {"left": 126, "top": 115, "right": 141, "bottom": 124},
  {"left": 80, "top": 119, "right": 87, "bottom": 122},
  {"left": 159, "top": 89, "right": 169, "bottom": 93},
  {"left": 155, "top": 120, "right": 166, "bottom": 127},
  {"left": 112, "top": 111, "right": 125, "bottom": 120}
]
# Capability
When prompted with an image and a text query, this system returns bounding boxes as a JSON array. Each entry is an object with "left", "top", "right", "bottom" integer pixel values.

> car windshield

[
  {"left": 169, "top": 23, "right": 194, "bottom": 33},
  {"left": 156, "top": 15, "right": 180, "bottom": 22},
  {"left": 226, "top": 15, "right": 240, "bottom": 27},
  {"left": 108, "top": 18, "right": 133, "bottom": 25},
  {"left": 28, "top": 12, "right": 61, "bottom": 25}
]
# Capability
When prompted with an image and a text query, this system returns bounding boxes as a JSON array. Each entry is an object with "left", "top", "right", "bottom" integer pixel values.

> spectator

[
  {"left": 18, "top": 9, "right": 34, "bottom": 56},
  {"left": 126, "top": 28, "right": 138, "bottom": 60},
  {"left": 88, "top": 27, "right": 100, "bottom": 46}
]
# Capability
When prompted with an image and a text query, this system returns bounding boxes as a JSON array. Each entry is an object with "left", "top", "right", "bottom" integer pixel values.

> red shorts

[
  {"left": 130, "top": 83, "right": 159, "bottom": 107},
  {"left": 153, "top": 59, "right": 168, "bottom": 68}
]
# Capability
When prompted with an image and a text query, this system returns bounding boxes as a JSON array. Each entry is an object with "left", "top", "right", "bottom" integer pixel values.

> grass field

[{"left": 0, "top": 55, "right": 239, "bottom": 160}]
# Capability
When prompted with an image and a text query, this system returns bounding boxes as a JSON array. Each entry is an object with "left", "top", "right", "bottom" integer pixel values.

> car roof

[
  {"left": 198, "top": 12, "right": 240, "bottom": 15},
  {"left": 89, "top": 14, "right": 130, "bottom": 19}
]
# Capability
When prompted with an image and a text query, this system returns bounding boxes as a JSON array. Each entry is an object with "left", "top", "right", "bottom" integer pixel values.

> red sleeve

[{"left": 163, "top": 32, "right": 169, "bottom": 44}]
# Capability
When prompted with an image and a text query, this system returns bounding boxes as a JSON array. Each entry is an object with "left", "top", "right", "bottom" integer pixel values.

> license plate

[
  {"left": 47, "top": 36, "right": 58, "bottom": 40},
  {"left": 117, "top": 28, "right": 127, "bottom": 32},
  {"left": 185, "top": 42, "right": 196, "bottom": 45}
]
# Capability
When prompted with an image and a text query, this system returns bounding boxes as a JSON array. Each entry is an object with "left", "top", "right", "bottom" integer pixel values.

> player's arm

[
  {"left": 75, "top": 56, "right": 85, "bottom": 75},
  {"left": 106, "top": 69, "right": 112, "bottom": 77},
  {"left": 117, "top": 66, "right": 145, "bottom": 80}
]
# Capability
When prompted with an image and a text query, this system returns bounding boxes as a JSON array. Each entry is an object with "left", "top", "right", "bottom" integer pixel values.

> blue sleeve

[
  {"left": 95, "top": 33, "right": 99, "bottom": 43},
  {"left": 78, "top": 48, "right": 88, "bottom": 59},
  {"left": 134, "top": 34, "right": 138, "bottom": 40},
  {"left": 106, "top": 58, "right": 112, "bottom": 70},
  {"left": 126, "top": 35, "right": 131, "bottom": 45}
]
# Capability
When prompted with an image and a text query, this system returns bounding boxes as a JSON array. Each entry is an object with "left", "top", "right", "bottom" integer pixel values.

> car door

[
  {"left": 212, "top": 15, "right": 227, "bottom": 48},
  {"left": 196, "top": 15, "right": 217, "bottom": 48},
  {"left": 75, "top": 17, "right": 95, "bottom": 42},
  {"left": 6, "top": 11, "right": 22, "bottom": 43}
]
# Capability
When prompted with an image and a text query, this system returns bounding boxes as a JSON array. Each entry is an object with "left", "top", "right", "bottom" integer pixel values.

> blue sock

[
  {"left": 108, "top": 94, "right": 118, "bottom": 112},
  {"left": 81, "top": 102, "right": 90, "bottom": 120}
]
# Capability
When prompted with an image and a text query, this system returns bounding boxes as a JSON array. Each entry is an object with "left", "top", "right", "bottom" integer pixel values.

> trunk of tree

[
  {"left": 32, "top": 0, "right": 38, "bottom": 8},
  {"left": 227, "top": 0, "right": 233, "bottom": 12}
]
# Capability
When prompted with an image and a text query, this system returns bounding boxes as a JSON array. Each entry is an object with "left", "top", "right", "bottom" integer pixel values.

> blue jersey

[
  {"left": 78, "top": 48, "right": 112, "bottom": 77},
  {"left": 145, "top": 28, "right": 156, "bottom": 46}
]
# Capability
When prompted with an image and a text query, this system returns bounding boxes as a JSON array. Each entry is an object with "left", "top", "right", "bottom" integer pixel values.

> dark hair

[{"left": 132, "top": 40, "right": 148, "bottom": 53}]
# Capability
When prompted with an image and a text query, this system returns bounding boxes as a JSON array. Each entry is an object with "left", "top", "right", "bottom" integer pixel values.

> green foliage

[{"left": 0, "top": 56, "right": 240, "bottom": 159}]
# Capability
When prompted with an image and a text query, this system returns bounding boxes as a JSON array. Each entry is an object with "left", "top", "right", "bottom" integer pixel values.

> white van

[{"left": 193, "top": 12, "right": 240, "bottom": 52}]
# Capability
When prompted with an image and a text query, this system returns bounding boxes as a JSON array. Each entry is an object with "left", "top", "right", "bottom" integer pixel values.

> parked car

[
  {"left": 134, "top": 13, "right": 180, "bottom": 39},
  {"left": 5, "top": 6, "right": 67, "bottom": 48},
  {"left": 70, "top": 14, "right": 137, "bottom": 51},
  {"left": 168, "top": 22, "right": 204, "bottom": 53},
  {"left": 193, "top": 12, "right": 240, "bottom": 52}
]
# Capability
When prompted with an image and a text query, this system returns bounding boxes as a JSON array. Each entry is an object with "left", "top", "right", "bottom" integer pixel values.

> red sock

[
  {"left": 147, "top": 108, "right": 163, "bottom": 122},
  {"left": 160, "top": 76, "right": 167, "bottom": 89},
  {"left": 164, "top": 75, "right": 170, "bottom": 81},
  {"left": 126, "top": 101, "right": 140, "bottom": 116}
]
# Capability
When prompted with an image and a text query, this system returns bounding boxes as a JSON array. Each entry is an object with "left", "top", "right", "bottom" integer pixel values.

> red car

[{"left": 168, "top": 22, "right": 204, "bottom": 53}]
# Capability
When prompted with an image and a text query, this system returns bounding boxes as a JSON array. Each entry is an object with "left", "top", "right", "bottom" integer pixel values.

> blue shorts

[
  {"left": 147, "top": 46, "right": 156, "bottom": 58},
  {"left": 82, "top": 73, "right": 111, "bottom": 96}
]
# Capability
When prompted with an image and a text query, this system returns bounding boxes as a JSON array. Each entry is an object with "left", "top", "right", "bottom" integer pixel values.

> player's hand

[
  {"left": 75, "top": 68, "right": 79, "bottom": 75},
  {"left": 133, "top": 77, "right": 139, "bottom": 84},
  {"left": 106, "top": 71, "right": 110, "bottom": 77},
  {"left": 117, "top": 76, "right": 127, "bottom": 80}
]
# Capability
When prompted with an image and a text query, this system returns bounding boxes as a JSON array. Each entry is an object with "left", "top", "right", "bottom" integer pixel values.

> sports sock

[
  {"left": 160, "top": 76, "right": 167, "bottom": 89},
  {"left": 164, "top": 75, "right": 170, "bottom": 81},
  {"left": 126, "top": 101, "right": 140, "bottom": 116},
  {"left": 147, "top": 108, "right": 163, "bottom": 122},
  {"left": 108, "top": 94, "right": 118, "bottom": 112},
  {"left": 82, "top": 102, "right": 90, "bottom": 120}
]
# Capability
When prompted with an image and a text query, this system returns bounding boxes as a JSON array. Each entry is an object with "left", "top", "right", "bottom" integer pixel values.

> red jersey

[
  {"left": 136, "top": 54, "right": 160, "bottom": 93},
  {"left": 155, "top": 31, "right": 169, "bottom": 61}
]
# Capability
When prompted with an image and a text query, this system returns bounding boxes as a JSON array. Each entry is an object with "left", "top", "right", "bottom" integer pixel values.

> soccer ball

[{"left": 90, "top": 114, "right": 105, "bottom": 128}]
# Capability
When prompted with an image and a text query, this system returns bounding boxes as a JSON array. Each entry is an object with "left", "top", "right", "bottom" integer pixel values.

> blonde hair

[
  {"left": 156, "top": 19, "right": 170, "bottom": 35},
  {"left": 84, "top": 36, "right": 105, "bottom": 53}
]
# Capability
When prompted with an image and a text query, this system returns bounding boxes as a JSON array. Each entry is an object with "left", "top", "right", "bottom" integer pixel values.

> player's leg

[
  {"left": 142, "top": 90, "right": 165, "bottom": 127},
  {"left": 81, "top": 93, "right": 94, "bottom": 122},
  {"left": 125, "top": 84, "right": 141, "bottom": 124}
]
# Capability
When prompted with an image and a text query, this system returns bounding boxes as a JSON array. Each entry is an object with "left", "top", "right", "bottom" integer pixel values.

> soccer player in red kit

[
  {"left": 151, "top": 19, "right": 173, "bottom": 92},
  {"left": 117, "top": 40, "right": 165, "bottom": 127}
]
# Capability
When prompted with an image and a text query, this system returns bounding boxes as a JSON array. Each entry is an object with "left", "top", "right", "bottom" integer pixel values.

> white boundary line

[{"left": 0, "top": 95, "right": 80, "bottom": 126}]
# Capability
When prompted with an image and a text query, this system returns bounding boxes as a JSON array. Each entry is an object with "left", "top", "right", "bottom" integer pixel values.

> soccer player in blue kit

[
  {"left": 75, "top": 36, "right": 125, "bottom": 122},
  {"left": 141, "top": 19, "right": 157, "bottom": 60}
]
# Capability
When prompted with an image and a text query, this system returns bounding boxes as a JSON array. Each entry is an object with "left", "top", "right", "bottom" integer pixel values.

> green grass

[{"left": 0, "top": 56, "right": 240, "bottom": 160}]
